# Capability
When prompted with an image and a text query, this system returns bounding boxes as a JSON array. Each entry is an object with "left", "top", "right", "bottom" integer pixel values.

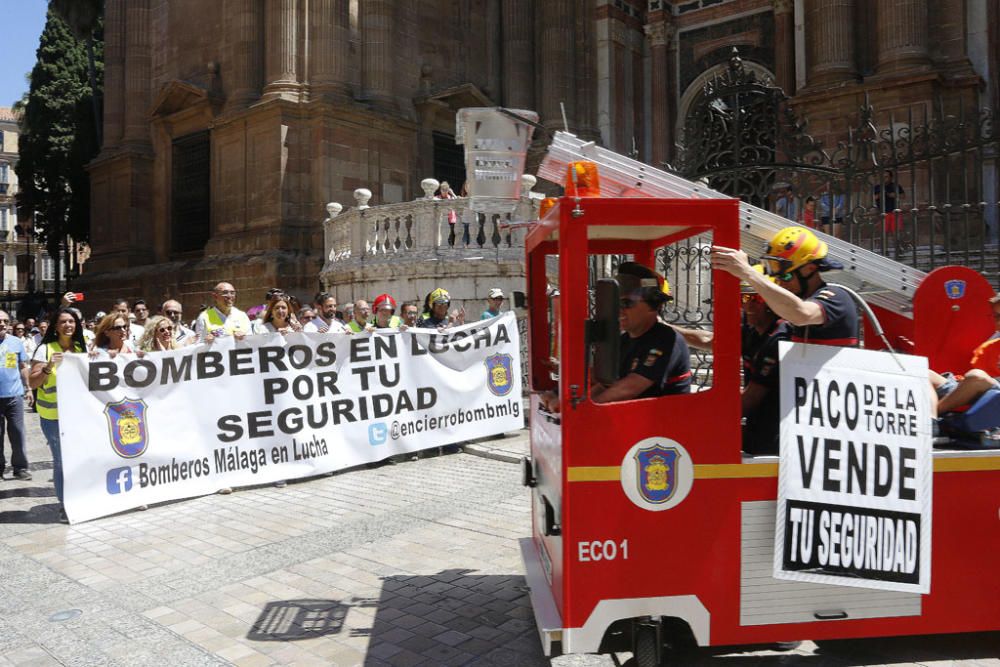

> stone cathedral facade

[{"left": 83, "top": 0, "right": 997, "bottom": 307}]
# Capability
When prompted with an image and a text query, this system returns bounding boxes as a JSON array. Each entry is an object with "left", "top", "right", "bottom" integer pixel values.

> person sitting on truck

[
  {"left": 673, "top": 266, "right": 790, "bottom": 455},
  {"left": 711, "top": 226, "right": 859, "bottom": 348},
  {"left": 929, "top": 294, "right": 1000, "bottom": 416},
  {"left": 591, "top": 262, "right": 691, "bottom": 403}
]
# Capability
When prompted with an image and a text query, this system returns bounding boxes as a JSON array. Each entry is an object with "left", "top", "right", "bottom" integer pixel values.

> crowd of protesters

[{"left": 1, "top": 283, "right": 508, "bottom": 521}]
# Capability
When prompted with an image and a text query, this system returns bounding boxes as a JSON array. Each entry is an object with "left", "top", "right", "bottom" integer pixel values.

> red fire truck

[{"left": 518, "top": 192, "right": 1000, "bottom": 665}]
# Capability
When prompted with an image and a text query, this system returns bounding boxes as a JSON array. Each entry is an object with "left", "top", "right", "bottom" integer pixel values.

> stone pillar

[
  {"left": 666, "top": 23, "right": 680, "bottom": 163},
  {"left": 773, "top": 0, "right": 795, "bottom": 95},
  {"left": 646, "top": 20, "right": 670, "bottom": 167},
  {"left": 122, "top": 0, "right": 152, "bottom": 147},
  {"left": 875, "top": 0, "right": 930, "bottom": 74},
  {"left": 263, "top": 0, "right": 300, "bottom": 101},
  {"left": 539, "top": 0, "right": 575, "bottom": 131},
  {"left": 310, "top": 0, "right": 351, "bottom": 100},
  {"left": 226, "top": 0, "right": 263, "bottom": 110},
  {"left": 501, "top": 0, "right": 534, "bottom": 109},
  {"left": 574, "top": 3, "right": 599, "bottom": 140},
  {"left": 361, "top": 0, "right": 394, "bottom": 107},
  {"left": 804, "top": 0, "right": 856, "bottom": 86},
  {"left": 102, "top": 0, "right": 126, "bottom": 150}
]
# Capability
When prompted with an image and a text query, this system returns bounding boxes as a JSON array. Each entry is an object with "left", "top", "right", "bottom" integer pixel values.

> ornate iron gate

[{"left": 677, "top": 49, "right": 1000, "bottom": 280}]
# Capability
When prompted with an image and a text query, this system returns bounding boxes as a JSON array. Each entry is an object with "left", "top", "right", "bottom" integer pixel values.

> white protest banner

[
  {"left": 774, "top": 342, "right": 932, "bottom": 594},
  {"left": 57, "top": 313, "right": 523, "bottom": 523}
]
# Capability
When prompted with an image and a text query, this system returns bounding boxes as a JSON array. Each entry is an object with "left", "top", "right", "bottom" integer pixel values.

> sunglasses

[
  {"left": 109, "top": 325, "right": 127, "bottom": 332},
  {"left": 164, "top": 310, "right": 182, "bottom": 317},
  {"left": 157, "top": 326, "right": 174, "bottom": 333}
]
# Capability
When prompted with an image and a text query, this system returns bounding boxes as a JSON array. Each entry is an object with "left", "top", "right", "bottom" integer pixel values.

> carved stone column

[
  {"left": 773, "top": 0, "right": 795, "bottom": 94},
  {"left": 102, "top": 0, "right": 126, "bottom": 149},
  {"left": 501, "top": 0, "right": 534, "bottom": 110},
  {"left": 310, "top": 0, "right": 351, "bottom": 100},
  {"left": 645, "top": 20, "right": 670, "bottom": 167},
  {"left": 875, "top": 0, "right": 930, "bottom": 74},
  {"left": 361, "top": 0, "right": 394, "bottom": 107},
  {"left": 666, "top": 23, "right": 680, "bottom": 163},
  {"left": 122, "top": 0, "right": 152, "bottom": 146},
  {"left": 539, "top": 0, "right": 575, "bottom": 131},
  {"left": 804, "top": 0, "right": 856, "bottom": 86},
  {"left": 225, "top": 0, "right": 263, "bottom": 110},
  {"left": 263, "top": 0, "right": 300, "bottom": 101}
]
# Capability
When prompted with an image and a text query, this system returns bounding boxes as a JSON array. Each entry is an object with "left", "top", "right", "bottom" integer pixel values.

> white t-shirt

[
  {"left": 129, "top": 323, "right": 145, "bottom": 345},
  {"left": 302, "top": 316, "right": 348, "bottom": 334}
]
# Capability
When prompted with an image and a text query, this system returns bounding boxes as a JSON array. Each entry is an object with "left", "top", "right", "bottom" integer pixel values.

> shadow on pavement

[
  {"left": 247, "top": 599, "right": 348, "bottom": 641},
  {"left": 0, "top": 486, "right": 56, "bottom": 500},
  {"left": 363, "top": 569, "right": 547, "bottom": 667},
  {"left": 0, "top": 501, "right": 62, "bottom": 524}
]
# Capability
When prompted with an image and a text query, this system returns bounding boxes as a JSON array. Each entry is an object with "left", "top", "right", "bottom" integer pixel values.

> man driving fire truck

[
  {"left": 712, "top": 226, "right": 859, "bottom": 347},
  {"left": 540, "top": 262, "right": 691, "bottom": 412},
  {"left": 591, "top": 262, "right": 692, "bottom": 403}
]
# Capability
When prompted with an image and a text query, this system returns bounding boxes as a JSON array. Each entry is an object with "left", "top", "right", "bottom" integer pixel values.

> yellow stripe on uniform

[{"left": 566, "top": 457, "right": 1000, "bottom": 482}]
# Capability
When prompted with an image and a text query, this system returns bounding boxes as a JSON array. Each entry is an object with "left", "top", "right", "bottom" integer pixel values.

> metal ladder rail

[{"left": 539, "top": 132, "right": 924, "bottom": 317}]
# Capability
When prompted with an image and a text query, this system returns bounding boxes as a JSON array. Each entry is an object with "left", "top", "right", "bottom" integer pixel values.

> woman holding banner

[
  {"left": 253, "top": 295, "right": 302, "bottom": 335},
  {"left": 138, "top": 316, "right": 179, "bottom": 352},
  {"left": 28, "top": 308, "right": 87, "bottom": 517},
  {"left": 91, "top": 312, "right": 137, "bottom": 357}
]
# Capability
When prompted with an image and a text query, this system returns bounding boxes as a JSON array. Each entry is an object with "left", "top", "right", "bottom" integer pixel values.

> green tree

[
  {"left": 50, "top": 0, "right": 103, "bottom": 145},
  {"left": 15, "top": 8, "right": 103, "bottom": 295}
]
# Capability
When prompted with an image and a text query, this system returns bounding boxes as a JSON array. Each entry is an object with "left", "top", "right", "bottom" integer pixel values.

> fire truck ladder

[{"left": 538, "top": 131, "right": 925, "bottom": 318}]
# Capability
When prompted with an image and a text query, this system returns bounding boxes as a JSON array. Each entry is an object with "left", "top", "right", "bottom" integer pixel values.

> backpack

[{"left": 939, "top": 387, "right": 1000, "bottom": 449}]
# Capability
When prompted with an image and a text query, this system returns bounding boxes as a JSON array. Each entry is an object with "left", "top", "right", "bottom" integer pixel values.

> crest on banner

[
  {"left": 485, "top": 353, "right": 514, "bottom": 396},
  {"left": 104, "top": 399, "right": 149, "bottom": 458}
]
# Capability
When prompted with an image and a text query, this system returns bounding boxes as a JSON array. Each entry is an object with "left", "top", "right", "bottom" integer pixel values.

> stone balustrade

[{"left": 319, "top": 178, "right": 540, "bottom": 320}]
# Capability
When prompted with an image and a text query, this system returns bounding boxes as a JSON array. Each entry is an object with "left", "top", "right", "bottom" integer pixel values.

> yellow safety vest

[
  {"left": 202, "top": 307, "right": 250, "bottom": 335},
  {"left": 36, "top": 341, "right": 83, "bottom": 421}
]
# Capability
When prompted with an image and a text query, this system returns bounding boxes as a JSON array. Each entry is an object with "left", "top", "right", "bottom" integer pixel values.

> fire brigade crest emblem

[
  {"left": 485, "top": 353, "right": 514, "bottom": 396},
  {"left": 104, "top": 399, "right": 149, "bottom": 458},
  {"left": 635, "top": 445, "right": 679, "bottom": 504},
  {"left": 944, "top": 279, "right": 966, "bottom": 300},
  {"left": 620, "top": 437, "right": 694, "bottom": 511}
]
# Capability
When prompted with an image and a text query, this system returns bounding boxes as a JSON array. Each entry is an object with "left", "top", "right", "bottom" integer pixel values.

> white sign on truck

[{"left": 774, "top": 342, "right": 932, "bottom": 594}]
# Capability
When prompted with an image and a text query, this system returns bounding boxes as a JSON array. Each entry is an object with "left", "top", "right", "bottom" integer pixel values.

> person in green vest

[
  {"left": 28, "top": 308, "right": 87, "bottom": 516},
  {"left": 346, "top": 299, "right": 371, "bottom": 333},
  {"left": 194, "top": 282, "right": 252, "bottom": 341}
]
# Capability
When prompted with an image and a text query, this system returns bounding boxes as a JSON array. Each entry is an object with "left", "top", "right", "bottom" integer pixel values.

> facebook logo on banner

[
  {"left": 368, "top": 423, "right": 388, "bottom": 446},
  {"left": 106, "top": 467, "right": 133, "bottom": 494}
]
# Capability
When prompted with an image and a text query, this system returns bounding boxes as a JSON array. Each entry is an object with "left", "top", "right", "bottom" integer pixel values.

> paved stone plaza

[{"left": 0, "top": 420, "right": 997, "bottom": 666}]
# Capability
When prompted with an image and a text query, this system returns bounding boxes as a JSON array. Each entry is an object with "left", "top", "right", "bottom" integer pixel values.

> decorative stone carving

[
  {"left": 325, "top": 202, "right": 343, "bottom": 220},
  {"left": 644, "top": 21, "right": 668, "bottom": 47},
  {"left": 521, "top": 174, "right": 537, "bottom": 197},
  {"left": 772, "top": 0, "right": 794, "bottom": 14},
  {"left": 420, "top": 178, "right": 440, "bottom": 199},
  {"left": 354, "top": 188, "right": 373, "bottom": 209}
]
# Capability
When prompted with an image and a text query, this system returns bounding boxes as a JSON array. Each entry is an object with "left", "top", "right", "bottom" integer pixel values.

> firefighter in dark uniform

[
  {"left": 712, "top": 227, "right": 859, "bottom": 454},
  {"left": 672, "top": 265, "right": 791, "bottom": 454},
  {"left": 711, "top": 226, "right": 859, "bottom": 348},
  {"left": 591, "top": 262, "right": 692, "bottom": 403}
]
